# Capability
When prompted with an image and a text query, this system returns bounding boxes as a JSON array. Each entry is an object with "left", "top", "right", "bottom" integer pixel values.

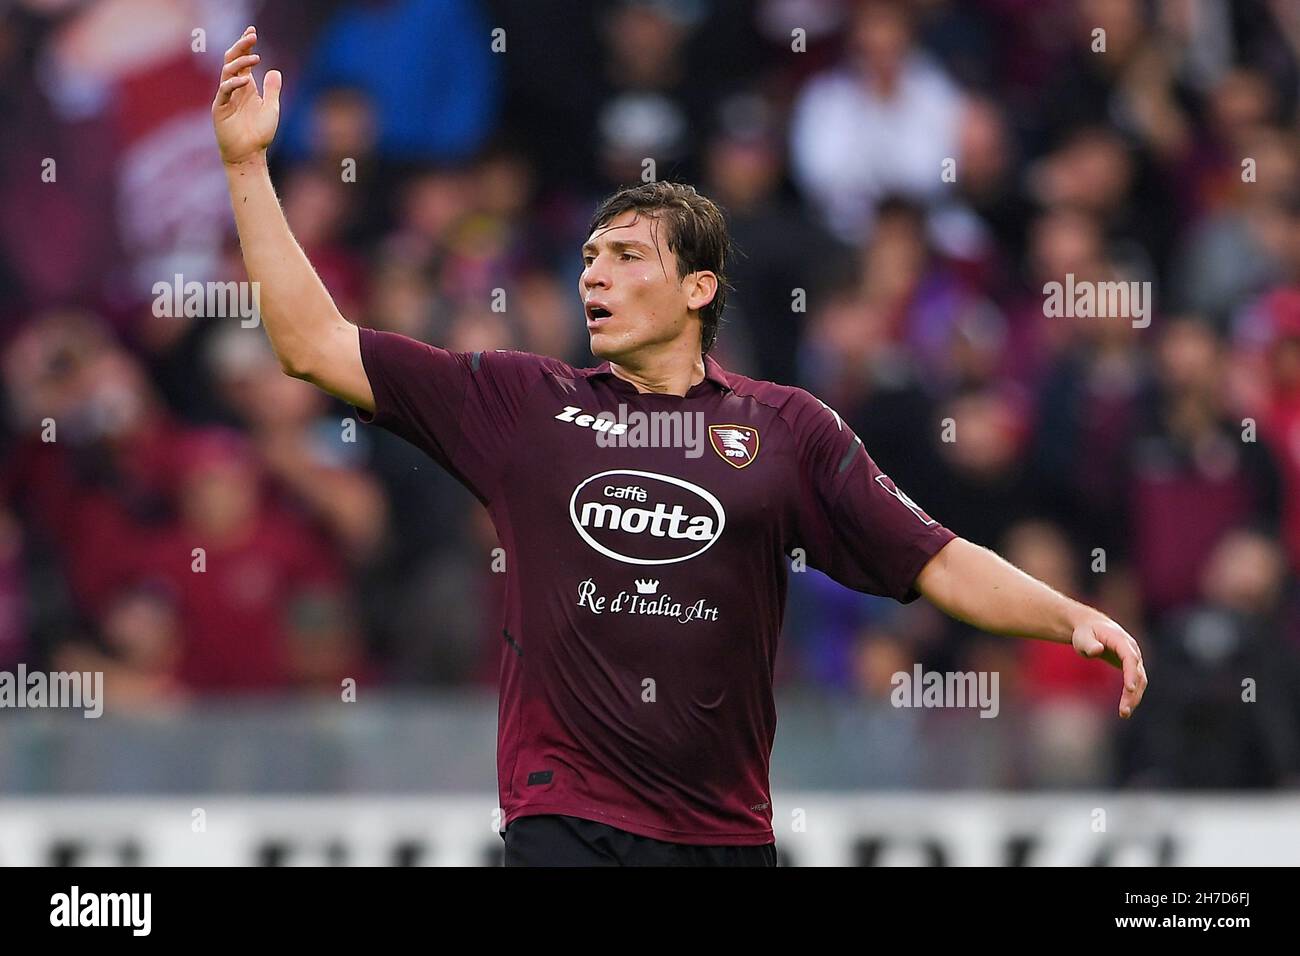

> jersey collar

[{"left": 587, "top": 354, "right": 733, "bottom": 396}]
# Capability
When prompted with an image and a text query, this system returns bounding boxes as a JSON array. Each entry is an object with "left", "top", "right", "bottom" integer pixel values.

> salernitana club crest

[{"left": 709, "top": 424, "right": 759, "bottom": 469}]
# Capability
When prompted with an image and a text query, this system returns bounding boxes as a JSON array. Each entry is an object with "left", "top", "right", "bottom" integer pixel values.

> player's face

[{"left": 579, "top": 210, "right": 702, "bottom": 362}]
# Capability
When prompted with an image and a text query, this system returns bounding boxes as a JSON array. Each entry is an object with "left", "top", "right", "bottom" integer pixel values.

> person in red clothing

[
  {"left": 123, "top": 428, "right": 368, "bottom": 693},
  {"left": 48, "top": 426, "right": 370, "bottom": 703},
  {"left": 2, "top": 316, "right": 369, "bottom": 698},
  {"left": 212, "top": 26, "right": 1147, "bottom": 866},
  {"left": 1131, "top": 317, "right": 1282, "bottom": 616},
  {"left": 1, "top": 311, "right": 187, "bottom": 620}
]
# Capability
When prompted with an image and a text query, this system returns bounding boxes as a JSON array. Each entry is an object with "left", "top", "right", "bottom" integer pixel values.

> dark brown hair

[{"left": 588, "top": 182, "right": 732, "bottom": 355}]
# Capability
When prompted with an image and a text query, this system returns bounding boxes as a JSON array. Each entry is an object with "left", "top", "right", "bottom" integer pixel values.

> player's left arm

[{"left": 914, "top": 536, "right": 1148, "bottom": 719}]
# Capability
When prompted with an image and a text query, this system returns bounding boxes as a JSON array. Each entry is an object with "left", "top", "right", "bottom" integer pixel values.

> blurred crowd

[{"left": 2, "top": 0, "right": 1300, "bottom": 789}]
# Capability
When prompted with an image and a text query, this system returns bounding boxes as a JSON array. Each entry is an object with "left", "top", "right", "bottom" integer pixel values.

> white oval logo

[{"left": 569, "top": 469, "right": 726, "bottom": 565}]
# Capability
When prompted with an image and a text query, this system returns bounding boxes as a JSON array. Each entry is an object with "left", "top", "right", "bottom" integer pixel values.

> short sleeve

[
  {"left": 789, "top": 391, "right": 956, "bottom": 603},
  {"left": 354, "top": 327, "right": 549, "bottom": 503}
]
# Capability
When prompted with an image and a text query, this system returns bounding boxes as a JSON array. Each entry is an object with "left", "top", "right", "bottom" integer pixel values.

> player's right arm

[{"left": 212, "top": 26, "right": 375, "bottom": 412}]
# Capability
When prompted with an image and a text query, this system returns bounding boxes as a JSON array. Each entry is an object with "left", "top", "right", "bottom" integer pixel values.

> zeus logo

[
  {"left": 570, "top": 470, "right": 725, "bottom": 565},
  {"left": 874, "top": 474, "right": 936, "bottom": 525},
  {"left": 555, "top": 405, "right": 628, "bottom": 435}
]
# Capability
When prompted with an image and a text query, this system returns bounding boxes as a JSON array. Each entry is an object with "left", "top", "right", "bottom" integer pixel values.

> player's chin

[{"left": 588, "top": 329, "right": 630, "bottom": 361}]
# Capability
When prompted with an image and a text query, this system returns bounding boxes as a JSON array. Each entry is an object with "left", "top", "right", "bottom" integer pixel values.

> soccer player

[{"left": 213, "top": 27, "right": 1147, "bottom": 867}]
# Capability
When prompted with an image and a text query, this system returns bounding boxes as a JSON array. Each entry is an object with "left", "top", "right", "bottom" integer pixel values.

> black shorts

[{"left": 501, "top": 814, "right": 778, "bottom": 867}]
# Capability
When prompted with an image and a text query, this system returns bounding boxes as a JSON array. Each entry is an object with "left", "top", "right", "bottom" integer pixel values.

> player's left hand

[{"left": 1071, "top": 616, "right": 1148, "bottom": 719}]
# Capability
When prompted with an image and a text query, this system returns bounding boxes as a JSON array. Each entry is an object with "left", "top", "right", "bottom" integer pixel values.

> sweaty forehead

[{"left": 585, "top": 210, "right": 667, "bottom": 251}]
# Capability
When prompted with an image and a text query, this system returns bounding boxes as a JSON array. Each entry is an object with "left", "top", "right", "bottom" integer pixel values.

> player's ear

[{"left": 685, "top": 271, "right": 718, "bottom": 313}]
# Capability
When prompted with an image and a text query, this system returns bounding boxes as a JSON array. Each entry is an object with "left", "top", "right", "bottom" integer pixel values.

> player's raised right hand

[{"left": 212, "top": 26, "right": 282, "bottom": 166}]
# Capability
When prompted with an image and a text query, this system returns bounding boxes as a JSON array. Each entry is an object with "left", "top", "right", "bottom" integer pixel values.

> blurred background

[{"left": 1, "top": 0, "right": 1300, "bottom": 864}]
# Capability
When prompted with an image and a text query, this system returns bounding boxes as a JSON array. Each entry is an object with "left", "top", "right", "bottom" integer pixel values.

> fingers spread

[{"left": 216, "top": 28, "right": 261, "bottom": 107}]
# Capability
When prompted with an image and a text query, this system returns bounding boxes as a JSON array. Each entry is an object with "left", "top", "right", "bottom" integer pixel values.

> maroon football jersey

[{"left": 356, "top": 327, "right": 956, "bottom": 845}]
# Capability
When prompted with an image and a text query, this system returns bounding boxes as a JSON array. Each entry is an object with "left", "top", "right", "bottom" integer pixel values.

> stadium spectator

[
  {"left": 789, "top": 0, "right": 962, "bottom": 242},
  {"left": 1119, "top": 529, "right": 1300, "bottom": 788},
  {"left": 1129, "top": 317, "right": 1282, "bottom": 619},
  {"left": 280, "top": 0, "right": 500, "bottom": 164},
  {"left": 107, "top": 428, "right": 369, "bottom": 694}
]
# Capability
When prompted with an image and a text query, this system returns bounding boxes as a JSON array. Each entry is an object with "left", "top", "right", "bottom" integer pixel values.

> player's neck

[{"left": 608, "top": 348, "right": 706, "bottom": 397}]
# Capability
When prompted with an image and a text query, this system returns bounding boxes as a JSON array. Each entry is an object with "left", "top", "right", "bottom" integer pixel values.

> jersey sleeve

[
  {"left": 354, "top": 326, "right": 549, "bottom": 504},
  {"left": 788, "top": 390, "right": 957, "bottom": 603}
]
